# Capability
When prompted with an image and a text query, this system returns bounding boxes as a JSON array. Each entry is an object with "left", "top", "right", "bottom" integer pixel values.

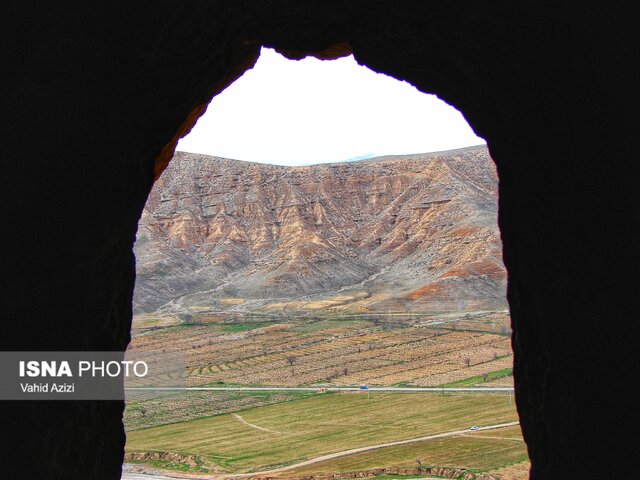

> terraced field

[
  {"left": 125, "top": 392, "right": 519, "bottom": 474},
  {"left": 126, "top": 311, "right": 513, "bottom": 389}
]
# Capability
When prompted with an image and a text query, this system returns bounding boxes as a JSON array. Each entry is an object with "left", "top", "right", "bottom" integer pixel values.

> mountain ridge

[{"left": 134, "top": 145, "right": 506, "bottom": 318}]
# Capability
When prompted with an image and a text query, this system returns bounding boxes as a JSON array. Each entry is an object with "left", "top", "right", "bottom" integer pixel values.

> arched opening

[
  {"left": 5, "top": 3, "right": 635, "bottom": 480},
  {"left": 123, "top": 48, "right": 528, "bottom": 479}
]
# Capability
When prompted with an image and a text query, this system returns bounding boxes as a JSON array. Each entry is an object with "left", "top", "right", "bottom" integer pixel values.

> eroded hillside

[{"left": 134, "top": 145, "right": 506, "bottom": 318}]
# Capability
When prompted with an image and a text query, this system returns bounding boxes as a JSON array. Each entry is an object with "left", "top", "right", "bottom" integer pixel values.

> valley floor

[{"left": 124, "top": 311, "right": 529, "bottom": 479}]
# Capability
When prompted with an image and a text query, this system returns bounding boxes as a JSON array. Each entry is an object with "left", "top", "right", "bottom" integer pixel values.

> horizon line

[{"left": 173, "top": 142, "right": 488, "bottom": 168}]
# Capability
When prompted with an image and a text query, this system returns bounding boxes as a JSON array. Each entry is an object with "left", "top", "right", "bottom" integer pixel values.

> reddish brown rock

[{"left": 134, "top": 146, "right": 506, "bottom": 316}]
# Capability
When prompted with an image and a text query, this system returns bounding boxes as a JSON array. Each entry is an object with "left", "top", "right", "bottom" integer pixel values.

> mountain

[{"left": 133, "top": 145, "right": 506, "bottom": 318}]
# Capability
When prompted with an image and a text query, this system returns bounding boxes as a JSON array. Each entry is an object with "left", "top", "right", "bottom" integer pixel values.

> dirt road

[
  {"left": 232, "top": 421, "right": 520, "bottom": 477},
  {"left": 121, "top": 421, "right": 520, "bottom": 479}
]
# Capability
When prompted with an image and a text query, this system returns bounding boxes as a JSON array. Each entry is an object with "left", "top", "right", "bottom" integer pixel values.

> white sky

[{"left": 177, "top": 48, "right": 484, "bottom": 166}]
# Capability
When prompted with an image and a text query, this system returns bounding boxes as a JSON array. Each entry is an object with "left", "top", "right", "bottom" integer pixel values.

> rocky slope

[{"left": 133, "top": 146, "right": 506, "bottom": 317}]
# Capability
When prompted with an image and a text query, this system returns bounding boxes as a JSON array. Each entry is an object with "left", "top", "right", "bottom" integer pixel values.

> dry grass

[
  {"left": 131, "top": 314, "right": 181, "bottom": 330},
  {"left": 263, "top": 292, "right": 370, "bottom": 311},
  {"left": 218, "top": 298, "right": 246, "bottom": 305},
  {"left": 489, "top": 460, "right": 531, "bottom": 479}
]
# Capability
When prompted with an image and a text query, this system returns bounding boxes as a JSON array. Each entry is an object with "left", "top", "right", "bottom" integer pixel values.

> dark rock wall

[{"left": 1, "top": 1, "right": 636, "bottom": 478}]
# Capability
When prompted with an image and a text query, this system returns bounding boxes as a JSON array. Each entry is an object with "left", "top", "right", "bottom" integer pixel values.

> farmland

[
  {"left": 125, "top": 392, "right": 520, "bottom": 474},
  {"left": 282, "top": 425, "right": 528, "bottom": 478},
  {"left": 125, "top": 390, "right": 316, "bottom": 431},
  {"left": 127, "top": 310, "right": 513, "bottom": 389},
  {"left": 124, "top": 310, "right": 527, "bottom": 477}
]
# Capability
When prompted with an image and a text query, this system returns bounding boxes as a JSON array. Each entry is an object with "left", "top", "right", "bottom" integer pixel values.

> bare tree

[
  {"left": 326, "top": 371, "right": 340, "bottom": 382},
  {"left": 482, "top": 372, "right": 489, "bottom": 382},
  {"left": 287, "top": 356, "right": 297, "bottom": 367},
  {"left": 139, "top": 406, "right": 147, "bottom": 417},
  {"left": 463, "top": 357, "right": 471, "bottom": 367},
  {"left": 343, "top": 367, "right": 349, "bottom": 376}
]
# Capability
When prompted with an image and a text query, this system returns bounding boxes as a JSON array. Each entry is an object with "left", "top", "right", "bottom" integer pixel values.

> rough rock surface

[{"left": 134, "top": 146, "right": 506, "bottom": 315}]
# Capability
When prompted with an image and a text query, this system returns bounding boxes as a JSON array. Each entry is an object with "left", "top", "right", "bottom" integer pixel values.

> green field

[
  {"left": 286, "top": 425, "right": 528, "bottom": 476},
  {"left": 440, "top": 367, "right": 513, "bottom": 388},
  {"left": 125, "top": 392, "right": 518, "bottom": 474},
  {"left": 286, "top": 318, "right": 373, "bottom": 333},
  {"left": 221, "top": 321, "right": 274, "bottom": 332},
  {"left": 124, "top": 390, "right": 317, "bottom": 431}
]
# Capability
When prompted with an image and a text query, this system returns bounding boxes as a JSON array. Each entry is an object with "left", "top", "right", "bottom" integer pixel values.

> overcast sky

[{"left": 177, "top": 48, "right": 484, "bottom": 166}]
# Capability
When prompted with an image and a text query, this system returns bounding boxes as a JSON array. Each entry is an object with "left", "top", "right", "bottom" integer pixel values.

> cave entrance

[{"left": 123, "top": 47, "right": 525, "bottom": 478}]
